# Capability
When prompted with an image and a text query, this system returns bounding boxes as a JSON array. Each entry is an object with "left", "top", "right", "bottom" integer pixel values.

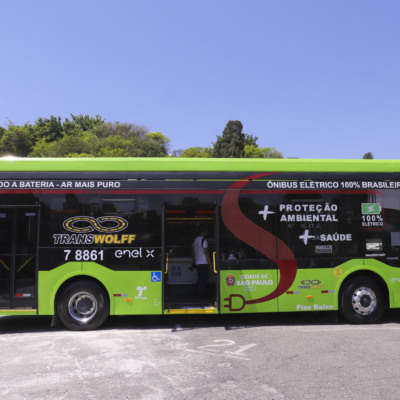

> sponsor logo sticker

[
  {"left": 362, "top": 203, "right": 381, "bottom": 215},
  {"left": 226, "top": 274, "right": 235, "bottom": 287}
]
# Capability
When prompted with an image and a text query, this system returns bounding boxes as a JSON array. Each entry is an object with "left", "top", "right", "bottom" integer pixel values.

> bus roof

[{"left": 0, "top": 157, "right": 399, "bottom": 173}]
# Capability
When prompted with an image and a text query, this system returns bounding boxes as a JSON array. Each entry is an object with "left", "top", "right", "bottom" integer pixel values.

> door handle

[
  {"left": 213, "top": 252, "right": 217, "bottom": 274},
  {"left": 165, "top": 252, "right": 169, "bottom": 275}
]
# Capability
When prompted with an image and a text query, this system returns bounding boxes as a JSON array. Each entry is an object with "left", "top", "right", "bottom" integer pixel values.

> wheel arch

[
  {"left": 54, "top": 274, "right": 112, "bottom": 316},
  {"left": 337, "top": 269, "right": 390, "bottom": 310}
]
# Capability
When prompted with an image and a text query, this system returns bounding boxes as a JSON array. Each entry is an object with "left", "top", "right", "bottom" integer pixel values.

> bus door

[
  {"left": 0, "top": 207, "right": 39, "bottom": 309},
  {"left": 163, "top": 204, "right": 219, "bottom": 314}
]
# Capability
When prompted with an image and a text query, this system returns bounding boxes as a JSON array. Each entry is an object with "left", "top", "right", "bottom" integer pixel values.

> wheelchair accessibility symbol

[{"left": 151, "top": 272, "right": 161, "bottom": 282}]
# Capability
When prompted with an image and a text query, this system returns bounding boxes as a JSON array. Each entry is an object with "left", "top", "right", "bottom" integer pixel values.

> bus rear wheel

[
  {"left": 340, "top": 276, "right": 386, "bottom": 324},
  {"left": 57, "top": 280, "right": 109, "bottom": 331}
]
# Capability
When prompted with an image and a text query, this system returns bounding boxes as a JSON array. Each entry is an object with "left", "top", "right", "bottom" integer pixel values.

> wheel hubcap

[
  {"left": 68, "top": 292, "right": 98, "bottom": 323},
  {"left": 352, "top": 287, "right": 377, "bottom": 315}
]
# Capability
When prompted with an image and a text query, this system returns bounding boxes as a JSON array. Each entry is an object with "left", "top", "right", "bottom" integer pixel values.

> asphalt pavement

[{"left": 1, "top": 311, "right": 400, "bottom": 399}]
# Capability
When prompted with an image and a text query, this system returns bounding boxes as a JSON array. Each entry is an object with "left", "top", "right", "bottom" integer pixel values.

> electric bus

[{"left": 0, "top": 157, "right": 399, "bottom": 330}]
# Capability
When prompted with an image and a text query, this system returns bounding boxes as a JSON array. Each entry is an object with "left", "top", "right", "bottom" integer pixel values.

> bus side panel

[
  {"left": 38, "top": 262, "right": 162, "bottom": 316},
  {"left": 218, "top": 260, "right": 399, "bottom": 315},
  {"left": 276, "top": 268, "right": 337, "bottom": 312},
  {"left": 82, "top": 262, "right": 162, "bottom": 315},
  {"left": 38, "top": 262, "right": 83, "bottom": 315},
  {"left": 275, "top": 260, "right": 367, "bottom": 313},
  {"left": 277, "top": 259, "right": 398, "bottom": 313},
  {"left": 220, "top": 269, "right": 278, "bottom": 313},
  {"left": 361, "top": 259, "right": 398, "bottom": 309}
]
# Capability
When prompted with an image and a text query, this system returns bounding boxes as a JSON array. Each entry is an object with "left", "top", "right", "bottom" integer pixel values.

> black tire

[
  {"left": 56, "top": 280, "right": 109, "bottom": 331},
  {"left": 340, "top": 276, "right": 386, "bottom": 324}
]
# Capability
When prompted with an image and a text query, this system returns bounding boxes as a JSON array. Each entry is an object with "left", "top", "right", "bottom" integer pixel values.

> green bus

[{"left": 1, "top": 157, "right": 400, "bottom": 330}]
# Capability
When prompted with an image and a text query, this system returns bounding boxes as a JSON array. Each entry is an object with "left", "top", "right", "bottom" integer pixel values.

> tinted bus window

[
  {"left": 220, "top": 194, "right": 277, "bottom": 270},
  {"left": 276, "top": 193, "right": 342, "bottom": 268}
]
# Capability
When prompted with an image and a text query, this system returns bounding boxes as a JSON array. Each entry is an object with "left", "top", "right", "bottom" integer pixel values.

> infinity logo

[
  {"left": 300, "top": 279, "right": 322, "bottom": 285},
  {"left": 63, "top": 216, "right": 128, "bottom": 233}
]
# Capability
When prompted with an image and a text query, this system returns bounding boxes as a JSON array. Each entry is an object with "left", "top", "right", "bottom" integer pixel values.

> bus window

[{"left": 276, "top": 193, "right": 342, "bottom": 268}]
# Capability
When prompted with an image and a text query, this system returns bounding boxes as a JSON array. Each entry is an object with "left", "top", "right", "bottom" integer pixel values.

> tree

[
  {"left": 30, "top": 131, "right": 101, "bottom": 157},
  {"left": 0, "top": 115, "right": 171, "bottom": 158},
  {"left": 29, "top": 131, "right": 168, "bottom": 158},
  {"left": 32, "top": 115, "right": 65, "bottom": 142},
  {"left": 98, "top": 135, "right": 167, "bottom": 157},
  {"left": 212, "top": 120, "right": 246, "bottom": 158},
  {"left": 181, "top": 147, "right": 212, "bottom": 158},
  {"left": 244, "top": 145, "right": 283, "bottom": 158},
  {"left": 68, "top": 114, "right": 105, "bottom": 131},
  {"left": 145, "top": 132, "right": 171, "bottom": 155},
  {"left": 0, "top": 124, "right": 34, "bottom": 156},
  {"left": 244, "top": 134, "right": 259, "bottom": 147},
  {"left": 95, "top": 122, "right": 149, "bottom": 139},
  {"left": 30, "top": 114, "right": 106, "bottom": 143},
  {"left": 178, "top": 120, "right": 284, "bottom": 159},
  {"left": 363, "top": 152, "right": 374, "bottom": 159}
]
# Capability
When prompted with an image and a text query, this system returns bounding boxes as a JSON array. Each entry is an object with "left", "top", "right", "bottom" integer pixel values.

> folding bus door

[
  {"left": 0, "top": 207, "right": 39, "bottom": 309},
  {"left": 163, "top": 203, "right": 219, "bottom": 313}
]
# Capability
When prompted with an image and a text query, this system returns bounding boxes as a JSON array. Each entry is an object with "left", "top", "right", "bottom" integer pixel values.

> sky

[{"left": 1, "top": 1, "right": 399, "bottom": 159}]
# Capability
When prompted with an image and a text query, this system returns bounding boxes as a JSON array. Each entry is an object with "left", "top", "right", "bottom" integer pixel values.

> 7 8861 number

[{"left": 64, "top": 249, "right": 104, "bottom": 261}]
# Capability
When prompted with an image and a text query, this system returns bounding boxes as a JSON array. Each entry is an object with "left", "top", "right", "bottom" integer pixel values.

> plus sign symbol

[
  {"left": 299, "top": 229, "right": 315, "bottom": 245},
  {"left": 258, "top": 205, "right": 275, "bottom": 221}
]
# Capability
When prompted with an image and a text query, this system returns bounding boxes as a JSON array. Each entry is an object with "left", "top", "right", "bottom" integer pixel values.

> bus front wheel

[
  {"left": 57, "top": 280, "right": 109, "bottom": 331},
  {"left": 340, "top": 276, "right": 386, "bottom": 324}
]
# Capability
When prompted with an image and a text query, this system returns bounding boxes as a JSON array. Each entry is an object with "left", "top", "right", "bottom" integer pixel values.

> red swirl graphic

[{"left": 221, "top": 173, "right": 297, "bottom": 311}]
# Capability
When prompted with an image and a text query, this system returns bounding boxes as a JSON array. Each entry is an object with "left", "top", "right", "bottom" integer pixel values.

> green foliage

[
  {"left": 212, "top": 120, "right": 246, "bottom": 158},
  {"left": 178, "top": 119, "right": 284, "bottom": 159},
  {"left": 181, "top": 147, "right": 212, "bottom": 158},
  {"left": 30, "top": 131, "right": 101, "bottom": 157},
  {"left": 363, "top": 152, "right": 374, "bottom": 159},
  {"left": 98, "top": 135, "right": 167, "bottom": 157},
  {"left": 244, "top": 145, "right": 283, "bottom": 158},
  {"left": 95, "top": 122, "right": 148, "bottom": 139},
  {"left": 0, "top": 124, "right": 34, "bottom": 157},
  {"left": 66, "top": 153, "right": 95, "bottom": 158},
  {"left": 33, "top": 115, "right": 65, "bottom": 142},
  {"left": 207, "top": 120, "right": 284, "bottom": 159},
  {"left": 1, "top": 115, "right": 284, "bottom": 159},
  {"left": 145, "top": 132, "right": 171, "bottom": 154},
  {"left": 69, "top": 114, "right": 105, "bottom": 131},
  {"left": 0, "top": 115, "right": 169, "bottom": 158},
  {"left": 244, "top": 134, "right": 259, "bottom": 147},
  {"left": 98, "top": 136, "right": 135, "bottom": 157}
]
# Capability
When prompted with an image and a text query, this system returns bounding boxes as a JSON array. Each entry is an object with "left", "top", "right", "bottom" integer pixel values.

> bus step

[{"left": 166, "top": 303, "right": 216, "bottom": 314}]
